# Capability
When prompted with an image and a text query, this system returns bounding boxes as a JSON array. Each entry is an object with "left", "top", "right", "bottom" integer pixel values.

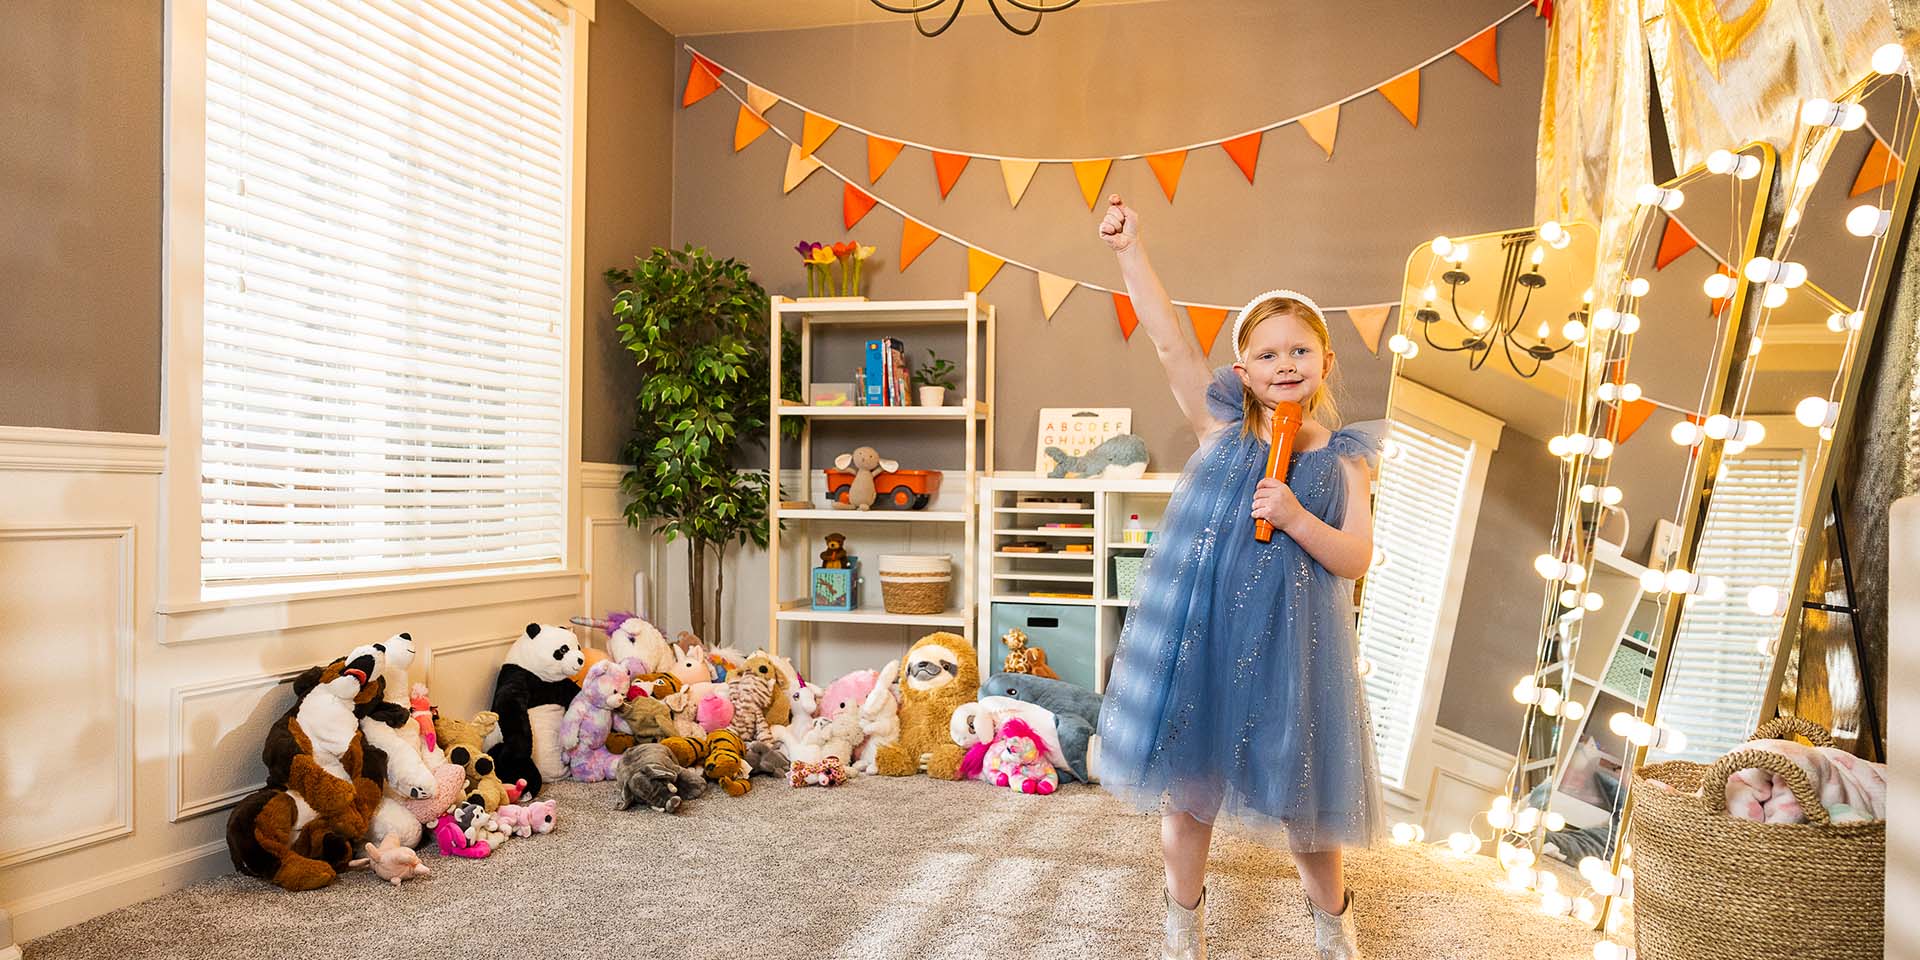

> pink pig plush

[
  {"left": 351, "top": 833, "right": 432, "bottom": 885},
  {"left": 494, "top": 798, "right": 557, "bottom": 838}
]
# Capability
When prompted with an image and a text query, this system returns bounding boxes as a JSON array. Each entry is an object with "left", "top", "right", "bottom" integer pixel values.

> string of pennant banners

[{"left": 679, "top": 3, "right": 1549, "bottom": 351}]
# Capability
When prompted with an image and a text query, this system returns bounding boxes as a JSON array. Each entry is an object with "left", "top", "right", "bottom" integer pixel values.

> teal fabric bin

[{"left": 989, "top": 602, "right": 1097, "bottom": 692}]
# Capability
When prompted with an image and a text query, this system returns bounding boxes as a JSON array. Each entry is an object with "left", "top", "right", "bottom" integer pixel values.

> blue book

[{"left": 864, "top": 339, "right": 885, "bottom": 406}]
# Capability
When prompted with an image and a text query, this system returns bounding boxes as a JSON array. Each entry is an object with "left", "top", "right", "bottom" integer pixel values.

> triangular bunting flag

[
  {"left": 967, "top": 248, "right": 1005, "bottom": 293},
  {"left": 1113, "top": 293, "right": 1141, "bottom": 340},
  {"left": 868, "top": 136, "right": 905, "bottom": 184},
  {"left": 783, "top": 144, "right": 824, "bottom": 194},
  {"left": 1654, "top": 214, "right": 1699, "bottom": 270},
  {"left": 1378, "top": 71, "right": 1421, "bottom": 126},
  {"left": 801, "top": 113, "right": 839, "bottom": 157},
  {"left": 1615, "top": 398, "right": 1658, "bottom": 445},
  {"left": 1187, "top": 306, "right": 1228, "bottom": 355},
  {"left": 1146, "top": 151, "right": 1188, "bottom": 202},
  {"left": 1344, "top": 305, "right": 1393, "bottom": 354},
  {"left": 1073, "top": 159, "right": 1113, "bottom": 209},
  {"left": 746, "top": 83, "right": 780, "bottom": 115},
  {"left": 1456, "top": 25, "right": 1500, "bottom": 84},
  {"left": 933, "top": 152, "right": 971, "bottom": 198},
  {"left": 1038, "top": 273, "right": 1077, "bottom": 320},
  {"left": 1001, "top": 159, "right": 1041, "bottom": 207},
  {"left": 682, "top": 54, "right": 721, "bottom": 107},
  {"left": 1852, "top": 138, "right": 1903, "bottom": 196},
  {"left": 1222, "top": 132, "right": 1263, "bottom": 183},
  {"left": 733, "top": 105, "right": 770, "bottom": 152},
  {"left": 1300, "top": 104, "right": 1340, "bottom": 159},
  {"left": 900, "top": 219, "right": 940, "bottom": 272},
  {"left": 843, "top": 183, "right": 879, "bottom": 230}
]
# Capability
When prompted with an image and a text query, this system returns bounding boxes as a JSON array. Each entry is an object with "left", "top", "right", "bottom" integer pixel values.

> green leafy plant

[
  {"left": 607, "top": 244, "right": 799, "bottom": 646},
  {"left": 912, "top": 349, "right": 959, "bottom": 391}
]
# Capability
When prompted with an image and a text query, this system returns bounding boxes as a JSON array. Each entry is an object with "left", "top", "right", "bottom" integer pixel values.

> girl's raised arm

[{"left": 1099, "top": 196, "right": 1220, "bottom": 438}]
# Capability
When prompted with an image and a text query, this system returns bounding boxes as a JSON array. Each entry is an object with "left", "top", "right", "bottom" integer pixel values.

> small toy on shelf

[
  {"left": 819, "top": 533, "right": 850, "bottom": 569},
  {"left": 1001, "top": 629, "right": 1060, "bottom": 679},
  {"left": 831, "top": 446, "right": 897, "bottom": 511},
  {"left": 825, "top": 449, "right": 943, "bottom": 511},
  {"left": 1045, "top": 434, "right": 1149, "bottom": 480}
]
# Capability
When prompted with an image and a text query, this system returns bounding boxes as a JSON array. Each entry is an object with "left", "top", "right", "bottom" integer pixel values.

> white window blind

[
  {"left": 200, "top": 0, "right": 569, "bottom": 586},
  {"left": 1356, "top": 419, "right": 1476, "bottom": 789},
  {"left": 1658, "top": 452, "right": 1806, "bottom": 762}
]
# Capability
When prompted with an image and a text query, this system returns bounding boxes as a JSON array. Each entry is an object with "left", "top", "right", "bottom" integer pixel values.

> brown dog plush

[{"left": 875, "top": 632, "right": 978, "bottom": 779}]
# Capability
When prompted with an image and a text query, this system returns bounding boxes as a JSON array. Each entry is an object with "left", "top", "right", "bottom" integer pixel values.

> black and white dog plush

[{"left": 489, "top": 623, "right": 585, "bottom": 798}]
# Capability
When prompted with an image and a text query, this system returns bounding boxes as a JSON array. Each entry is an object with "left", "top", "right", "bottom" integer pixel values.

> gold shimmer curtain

[{"left": 1647, "top": 0, "right": 1897, "bottom": 172}]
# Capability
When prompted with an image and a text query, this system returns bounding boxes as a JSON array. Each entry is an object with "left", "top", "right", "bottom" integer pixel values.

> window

[
  {"left": 197, "top": 0, "right": 571, "bottom": 587},
  {"left": 1658, "top": 451, "right": 1807, "bottom": 762},
  {"left": 1357, "top": 417, "right": 1477, "bottom": 789}
]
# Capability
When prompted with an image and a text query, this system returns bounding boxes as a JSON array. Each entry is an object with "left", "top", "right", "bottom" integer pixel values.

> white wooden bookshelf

[
  {"left": 976, "top": 473, "right": 1178, "bottom": 693},
  {"left": 767, "top": 294, "right": 995, "bottom": 676}
]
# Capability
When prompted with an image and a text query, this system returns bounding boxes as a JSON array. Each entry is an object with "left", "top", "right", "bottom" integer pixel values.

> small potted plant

[{"left": 913, "top": 349, "right": 958, "bottom": 407}]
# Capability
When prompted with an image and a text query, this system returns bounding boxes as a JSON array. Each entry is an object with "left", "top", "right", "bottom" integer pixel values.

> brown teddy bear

[{"left": 875, "top": 632, "right": 979, "bottom": 779}]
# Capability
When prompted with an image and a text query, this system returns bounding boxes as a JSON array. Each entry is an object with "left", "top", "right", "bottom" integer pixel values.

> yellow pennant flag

[
  {"left": 802, "top": 113, "right": 839, "bottom": 156},
  {"left": 1001, "top": 159, "right": 1041, "bottom": 207},
  {"left": 1037, "top": 272, "right": 1077, "bottom": 319},
  {"left": 1072, "top": 159, "right": 1113, "bottom": 209},
  {"left": 1300, "top": 104, "right": 1339, "bottom": 159},
  {"left": 1343, "top": 305, "right": 1393, "bottom": 354},
  {"left": 734, "top": 105, "right": 770, "bottom": 152},
  {"left": 747, "top": 83, "right": 780, "bottom": 115},
  {"left": 783, "top": 144, "right": 824, "bottom": 193},
  {"left": 968, "top": 248, "right": 1006, "bottom": 293}
]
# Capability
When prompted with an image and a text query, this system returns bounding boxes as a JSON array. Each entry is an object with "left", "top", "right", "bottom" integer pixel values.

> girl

[{"left": 1095, "top": 195, "right": 1383, "bottom": 960}]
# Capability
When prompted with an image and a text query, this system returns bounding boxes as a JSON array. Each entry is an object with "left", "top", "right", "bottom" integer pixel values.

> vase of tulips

[{"left": 794, "top": 240, "right": 875, "bottom": 300}]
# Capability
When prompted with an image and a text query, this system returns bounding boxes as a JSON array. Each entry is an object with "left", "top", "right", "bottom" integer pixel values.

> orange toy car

[{"left": 823, "top": 468, "right": 943, "bottom": 510}]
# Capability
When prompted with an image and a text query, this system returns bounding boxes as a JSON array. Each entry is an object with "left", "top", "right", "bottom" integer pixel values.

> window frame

[{"left": 158, "top": 0, "right": 594, "bottom": 624}]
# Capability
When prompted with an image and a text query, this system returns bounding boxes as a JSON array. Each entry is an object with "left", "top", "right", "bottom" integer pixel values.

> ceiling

[{"left": 623, "top": 0, "right": 1165, "bottom": 36}]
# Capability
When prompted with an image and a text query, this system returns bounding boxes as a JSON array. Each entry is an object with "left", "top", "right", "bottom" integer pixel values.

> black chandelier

[
  {"left": 868, "top": 0, "right": 1083, "bottom": 36},
  {"left": 1412, "top": 232, "right": 1587, "bottom": 379}
]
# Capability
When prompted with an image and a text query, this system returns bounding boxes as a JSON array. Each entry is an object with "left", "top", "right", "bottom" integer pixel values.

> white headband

[{"left": 1231, "top": 289, "right": 1326, "bottom": 364}]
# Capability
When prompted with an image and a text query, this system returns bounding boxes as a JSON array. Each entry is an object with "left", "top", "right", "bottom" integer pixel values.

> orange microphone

[{"left": 1254, "top": 400, "right": 1305, "bottom": 543}]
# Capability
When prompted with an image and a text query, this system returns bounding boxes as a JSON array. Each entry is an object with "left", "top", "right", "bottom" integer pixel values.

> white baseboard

[
  {"left": 1, "top": 945, "right": 19, "bottom": 960},
  {"left": 6, "top": 840, "right": 228, "bottom": 943}
]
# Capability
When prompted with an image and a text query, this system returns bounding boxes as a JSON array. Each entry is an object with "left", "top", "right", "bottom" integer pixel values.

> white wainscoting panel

[{"left": 169, "top": 669, "right": 304, "bottom": 822}]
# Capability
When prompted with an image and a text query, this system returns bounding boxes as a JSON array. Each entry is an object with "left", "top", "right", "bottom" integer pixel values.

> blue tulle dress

[{"left": 1097, "top": 367, "right": 1385, "bottom": 852}]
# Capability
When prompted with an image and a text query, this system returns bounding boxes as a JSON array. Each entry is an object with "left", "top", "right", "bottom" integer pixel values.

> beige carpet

[{"left": 28, "top": 777, "right": 1605, "bottom": 960}]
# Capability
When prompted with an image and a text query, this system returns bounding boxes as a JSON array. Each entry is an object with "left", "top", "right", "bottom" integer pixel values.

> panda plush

[{"left": 490, "top": 623, "right": 585, "bottom": 798}]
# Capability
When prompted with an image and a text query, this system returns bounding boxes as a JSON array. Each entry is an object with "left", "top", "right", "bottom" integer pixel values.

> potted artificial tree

[{"left": 607, "top": 244, "right": 798, "bottom": 647}]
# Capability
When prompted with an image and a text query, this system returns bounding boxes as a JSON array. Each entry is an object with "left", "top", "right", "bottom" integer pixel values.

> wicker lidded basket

[
  {"left": 1629, "top": 717, "right": 1884, "bottom": 960},
  {"left": 878, "top": 554, "right": 951, "bottom": 614}
]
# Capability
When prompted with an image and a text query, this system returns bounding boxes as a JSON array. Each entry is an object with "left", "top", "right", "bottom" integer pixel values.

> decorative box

[{"left": 810, "top": 557, "right": 861, "bottom": 611}]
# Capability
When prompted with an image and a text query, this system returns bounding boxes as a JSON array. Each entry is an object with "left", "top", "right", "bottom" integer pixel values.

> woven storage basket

[
  {"left": 878, "top": 554, "right": 951, "bottom": 615},
  {"left": 1629, "top": 717, "right": 1883, "bottom": 960}
]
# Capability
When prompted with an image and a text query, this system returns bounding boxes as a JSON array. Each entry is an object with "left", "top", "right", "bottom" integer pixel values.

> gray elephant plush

[
  {"left": 1046, "top": 434, "right": 1148, "bottom": 479},
  {"left": 834, "top": 445, "right": 898, "bottom": 510},
  {"left": 613, "top": 742, "right": 706, "bottom": 813}
]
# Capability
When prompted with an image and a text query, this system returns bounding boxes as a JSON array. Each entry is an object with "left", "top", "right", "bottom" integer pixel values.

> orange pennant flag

[
  {"left": 1615, "top": 398, "right": 1658, "bottom": 446},
  {"left": 843, "top": 183, "right": 879, "bottom": 230},
  {"left": 1222, "top": 131, "right": 1263, "bottom": 183},
  {"left": 733, "top": 105, "right": 770, "bottom": 152},
  {"left": 1037, "top": 273, "right": 1078, "bottom": 320},
  {"left": 801, "top": 113, "right": 839, "bottom": 157},
  {"left": 900, "top": 219, "right": 939, "bottom": 272},
  {"left": 1300, "top": 104, "right": 1340, "bottom": 159},
  {"left": 1072, "top": 159, "right": 1114, "bottom": 209},
  {"left": 1187, "top": 306, "right": 1228, "bottom": 355},
  {"left": 933, "top": 152, "right": 971, "bottom": 198},
  {"left": 1113, "top": 293, "right": 1141, "bottom": 340},
  {"left": 1378, "top": 71, "right": 1421, "bottom": 126},
  {"left": 967, "top": 248, "right": 1005, "bottom": 293},
  {"left": 1344, "top": 305, "right": 1393, "bottom": 354},
  {"left": 1146, "top": 151, "right": 1188, "bottom": 201},
  {"left": 868, "top": 136, "right": 905, "bottom": 184},
  {"left": 1654, "top": 214, "right": 1699, "bottom": 270},
  {"left": 1456, "top": 25, "right": 1500, "bottom": 84},
  {"left": 1852, "top": 137, "right": 1903, "bottom": 196},
  {"left": 682, "top": 54, "right": 721, "bottom": 107}
]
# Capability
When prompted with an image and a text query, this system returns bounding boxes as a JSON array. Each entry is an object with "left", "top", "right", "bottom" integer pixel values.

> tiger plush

[{"left": 662, "top": 732, "right": 752, "bottom": 796}]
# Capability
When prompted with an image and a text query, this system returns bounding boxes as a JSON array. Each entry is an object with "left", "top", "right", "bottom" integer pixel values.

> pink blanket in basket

[{"left": 1723, "top": 740, "right": 1886, "bottom": 824}]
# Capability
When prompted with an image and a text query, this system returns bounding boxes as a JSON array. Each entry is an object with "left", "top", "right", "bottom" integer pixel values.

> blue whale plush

[{"left": 982, "top": 673, "right": 1104, "bottom": 782}]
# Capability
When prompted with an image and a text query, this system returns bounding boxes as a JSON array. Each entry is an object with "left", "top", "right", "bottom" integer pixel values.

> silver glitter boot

[
  {"left": 1307, "top": 890, "right": 1363, "bottom": 960},
  {"left": 1161, "top": 887, "right": 1206, "bottom": 960}
]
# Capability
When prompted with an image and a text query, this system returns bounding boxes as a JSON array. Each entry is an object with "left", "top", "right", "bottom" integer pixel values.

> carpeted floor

[{"left": 28, "top": 777, "right": 1605, "bottom": 960}]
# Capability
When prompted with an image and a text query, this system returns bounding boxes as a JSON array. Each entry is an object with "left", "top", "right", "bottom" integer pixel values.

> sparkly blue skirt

[{"left": 1097, "top": 377, "right": 1385, "bottom": 852}]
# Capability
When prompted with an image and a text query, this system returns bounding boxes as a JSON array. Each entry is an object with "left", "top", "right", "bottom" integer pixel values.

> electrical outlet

[{"left": 1651, "top": 519, "right": 1682, "bottom": 564}]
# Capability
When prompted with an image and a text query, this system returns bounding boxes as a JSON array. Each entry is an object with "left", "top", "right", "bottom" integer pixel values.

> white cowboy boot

[
  {"left": 1161, "top": 887, "right": 1206, "bottom": 960},
  {"left": 1307, "top": 890, "right": 1363, "bottom": 960}
]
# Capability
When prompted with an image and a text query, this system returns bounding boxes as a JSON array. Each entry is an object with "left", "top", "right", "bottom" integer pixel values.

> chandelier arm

[
  {"left": 1500, "top": 283, "right": 1540, "bottom": 350},
  {"left": 995, "top": 0, "right": 1083, "bottom": 12},
  {"left": 1419, "top": 315, "right": 1481, "bottom": 353},
  {"left": 869, "top": 0, "right": 953, "bottom": 13},
  {"left": 913, "top": 1, "right": 967, "bottom": 36},
  {"left": 986, "top": 0, "right": 1045, "bottom": 35}
]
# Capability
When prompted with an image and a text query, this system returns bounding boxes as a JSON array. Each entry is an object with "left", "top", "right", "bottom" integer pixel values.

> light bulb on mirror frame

[
  {"left": 1704, "top": 414, "right": 1734, "bottom": 440},
  {"left": 1560, "top": 588, "right": 1582, "bottom": 607},
  {"left": 1800, "top": 98, "right": 1867, "bottom": 131},
  {"left": 1706, "top": 149, "right": 1737, "bottom": 175},
  {"left": 1702, "top": 272, "right": 1736, "bottom": 299},
  {"left": 1591, "top": 308, "right": 1620, "bottom": 331},
  {"left": 1583, "top": 592, "right": 1604, "bottom": 611},
  {"left": 1670, "top": 419, "right": 1703, "bottom": 446},
  {"left": 1847, "top": 204, "right": 1893, "bottom": 238},
  {"left": 1431, "top": 235, "right": 1454, "bottom": 258},
  {"left": 1563, "top": 318, "right": 1587, "bottom": 341},
  {"left": 1562, "top": 699, "right": 1587, "bottom": 721},
  {"left": 1538, "top": 220, "right": 1570, "bottom": 248},
  {"left": 1796, "top": 396, "right": 1840, "bottom": 428},
  {"left": 1639, "top": 568, "right": 1668, "bottom": 592},
  {"left": 1873, "top": 42, "right": 1907, "bottom": 75},
  {"left": 1747, "top": 584, "right": 1789, "bottom": 617},
  {"left": 1602, "top": 485, "right": 1622, "bottom": 506},
  {"left": 1762, "top": 283, "right": 1790, "bottom": 308},
  {"left": 1617, "top": 312, "right": 1641, "bottom": 335},
  {"left": 1627, "top": 276, "right": 1651, "bottom": 297},
  {"left": 1447, "top": 832, "right": 1483, "bottom": 855}
]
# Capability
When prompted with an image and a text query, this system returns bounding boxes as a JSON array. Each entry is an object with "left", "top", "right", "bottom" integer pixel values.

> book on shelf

[{"left": 864, "top": 336, "right": 911, "bottom": 406}]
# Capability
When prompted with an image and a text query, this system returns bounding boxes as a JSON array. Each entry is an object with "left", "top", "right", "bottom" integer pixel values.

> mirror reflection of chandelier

[
  {"left": 868, "top": 0, "right": 1082, "bottom": 36},
  {"left": 1413, "top": 227, "right": 1589, "bottom": 378}
]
